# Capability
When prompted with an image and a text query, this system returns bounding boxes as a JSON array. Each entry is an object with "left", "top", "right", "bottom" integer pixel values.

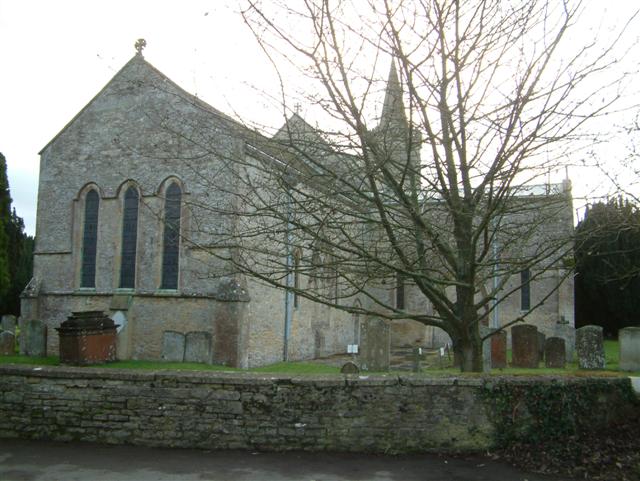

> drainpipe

[
  {"left": 283, "top": 190, "right": 293, "bottom": 361},
  {"left": 491, "top": 227, "right": 499, "bottom": 329}
]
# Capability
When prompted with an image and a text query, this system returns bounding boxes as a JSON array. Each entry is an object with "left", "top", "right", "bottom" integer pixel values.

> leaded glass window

[
  {"left": 161, "top": 183, "right": 181, "bottom": 289},
  {"left": 80, "top": 190, "right": 99, "bottom": 288},
  {"left": 119, "top": 187, "right": 139, "bottom": 288}
]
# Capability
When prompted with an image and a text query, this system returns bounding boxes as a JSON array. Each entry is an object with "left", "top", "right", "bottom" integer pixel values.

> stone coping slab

[{"left": 0, "top": 364, "right": 631, "bottom": 390}]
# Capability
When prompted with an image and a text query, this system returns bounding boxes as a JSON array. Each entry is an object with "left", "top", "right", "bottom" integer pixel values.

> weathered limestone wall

[
  {"left": 0, "top": 366, "right": 634, "bottom": 453},
  {"left": 245, "top": 278, "right": 355, "bottom": 367},
  {"left": 27, "top": 293, "right": 250, "bottom": 367}
]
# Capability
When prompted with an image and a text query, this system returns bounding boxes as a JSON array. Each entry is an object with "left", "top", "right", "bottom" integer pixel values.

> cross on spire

[{"left": 135, "top": 38, "right": 147, "bottom": 56}]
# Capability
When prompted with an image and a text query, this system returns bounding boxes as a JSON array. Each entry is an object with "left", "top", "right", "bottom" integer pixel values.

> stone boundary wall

[{"left": 0, "top": 366, "right": 634, "bottom": 453}]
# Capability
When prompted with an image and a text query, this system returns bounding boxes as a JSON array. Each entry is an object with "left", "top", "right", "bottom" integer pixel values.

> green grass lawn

[
  {"left": 1, "top": 339, "right": 637, "bottom": 376},
  {"left": 0, "top": 355, "right": 339, "bottom": 375}
]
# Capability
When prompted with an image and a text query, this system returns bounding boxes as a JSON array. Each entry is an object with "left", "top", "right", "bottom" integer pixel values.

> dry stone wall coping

[{"left": 0, "top": 364, "right": 629, "bottom": 388}]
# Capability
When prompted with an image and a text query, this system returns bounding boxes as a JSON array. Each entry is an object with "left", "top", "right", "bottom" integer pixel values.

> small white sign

[
  {"left": 347, "top": 344, "right": 359, "bottom": 354},
  {"left": 439, "top": 347, "right": 445, "bottom": 356},
  {"left": 418, "top": 347, "right": 423, "bottom": 355}
]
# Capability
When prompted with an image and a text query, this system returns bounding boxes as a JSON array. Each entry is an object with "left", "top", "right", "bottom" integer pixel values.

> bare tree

[{"left": 148, "top": 0, "right": 634, "bottom": 371}]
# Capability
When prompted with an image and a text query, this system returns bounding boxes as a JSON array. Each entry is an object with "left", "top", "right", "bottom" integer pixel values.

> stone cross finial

[
  {"left": 135, "top": 38, "right": 147, "bottom": 56},
  {"left": 294, "top": 102, "right": 301, "bottom": 115}
]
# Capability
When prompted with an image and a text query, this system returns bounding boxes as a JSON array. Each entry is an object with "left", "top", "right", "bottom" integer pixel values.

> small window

[
  {"left": 80, "top": 190, "right": 100, "bottom": 288},
  {"left": 119, "top": 187, "right": 139, "bottom": 288},
  {"left": 396, "top": 273, "right": 405, "bottom": 310},
  {"left": 293, "top": 252, "right": 300, "bottom": 309},
  {"left": 520, "top": 268, "right": 531, "bottom": 311},
  {"left": 161, "top": 183, "right": 182, "bottom": 289}
]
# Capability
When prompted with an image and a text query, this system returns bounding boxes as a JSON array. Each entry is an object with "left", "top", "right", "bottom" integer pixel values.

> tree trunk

[{"left": 454, "top": 333, "right": 484, "bottom": 372}]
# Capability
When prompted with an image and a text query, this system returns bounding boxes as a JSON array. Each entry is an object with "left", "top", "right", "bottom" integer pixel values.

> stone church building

[{"left": 22, "top": 48, "right": 574, "bottom": 367}]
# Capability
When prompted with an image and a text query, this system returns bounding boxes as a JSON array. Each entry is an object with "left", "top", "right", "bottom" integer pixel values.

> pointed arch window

[
  {"left": 161, "top": 182, "right": 182, "bottom": 289},
  {"left": 80, "top": 189, "right": 100, "bottom": 288},
  {"left": 119, "top": 187, "right": 139, "bottom": 289}
]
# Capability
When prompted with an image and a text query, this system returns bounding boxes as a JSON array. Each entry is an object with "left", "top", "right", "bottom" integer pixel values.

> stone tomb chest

[{"left": 56, "top": 311, "right": 119, "bottom": 365}]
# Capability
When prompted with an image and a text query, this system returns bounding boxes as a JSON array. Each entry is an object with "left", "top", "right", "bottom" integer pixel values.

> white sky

[{"left": 0, "top": 0, "right": 639, "bottom": 235}]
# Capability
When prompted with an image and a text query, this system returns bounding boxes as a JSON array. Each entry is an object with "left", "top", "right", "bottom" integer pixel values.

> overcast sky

[{"left": 1, "top": 0, "right": 639, "bottom": 235}]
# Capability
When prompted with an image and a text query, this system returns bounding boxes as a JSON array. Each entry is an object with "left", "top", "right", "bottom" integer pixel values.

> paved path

[{"left": 0, "top": 439, "right": 568, "bottom": 481}]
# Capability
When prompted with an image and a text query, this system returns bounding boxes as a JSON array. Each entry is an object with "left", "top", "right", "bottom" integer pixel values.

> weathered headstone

[
  {"left": 537, "top": 332, "right": 546, "bottom": 363},
  {"left": 491, "top": 330, "right": 507, "bottom": 369},
  {"left": 18, "top": 317, "right": 27, "bottom": 355},
  {"left": 161, "top": 330, "right": 185, "bottom": 362},
  {"left": 360, "top": 318, "right": 390, "bottom": 372},
  {"left": 314, "top": 330, "right": 325, "bottom": 359},
  {"left": 511, "top": 324, "right": 539, "bottom": 368},
  {"left": 479, "top": 326, "right": 493, "bottom": 373},
  {"left": 184, "top": 331, "right": 212, "bottom": 364},
  {"left": 112, "top": 311, "right": 132, "bottom": 360},
  {"left": 619, "top": 327, "right": 640, "bottom": 371},
  {"left": 1, "top": 315, "right": 16, "bottom": 333},
  {"left": 0, "top": 331, "right": 15, "bottom": 355},
  {"left": 411, "top": 346, "right": 422, "bottom": 373},
  {"left": 24, "top": 319, "right": 47, "bottom": 357},
  {"left": 544, "top": 337, "right": 566, "bottom": 368},
  {"left": 340, "top": 361, "right": 360, "bottom": 374},
  {"left": 554, "top": 323, "right": 576, "bottom": 363},
  {"left": 576, "top": 325, "right": 605, "bottom": 369}
]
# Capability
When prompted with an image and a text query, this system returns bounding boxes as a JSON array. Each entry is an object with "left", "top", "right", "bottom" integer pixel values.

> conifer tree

[
  {"left": 0, "top": 153, "right": 34, "bottom": 315},
  {"left": 575, "top": 198, "right": 640, "bottom": 335},
  {"left": 0, "top": 154, "right": 11, "bottom": 300}
]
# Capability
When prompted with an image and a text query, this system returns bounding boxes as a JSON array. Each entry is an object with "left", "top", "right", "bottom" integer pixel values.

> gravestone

[
  {"left": 24, "top": 319, "right": 47, "bottom": 357},
  {"left": 411, "top": 347, "right": 422, "bottom": 373},
  {"left": 491, "top": 330, "right": 507, "bottom": 369},
  {"left": 537, "top": 332, "right": 546, "bottom": 363},
  {"left": 112, "top": 311, "right": 131, "bottom": 360},
  {"left": 479, "top": 327, "right": 493, "bottom": 373},
  {"left": 1, "top": 315, "right": 16, "bottom": 333},
  {"left": 340, "top": 361, "right": 360, "bottom": 374},
  {"left": 314, "top": 330, "right": 325, "bottom": 359},
  {"left": 0, "top": 331, "right": 15, "bottom": 355},
  {"left": 511, "top": 324, "right": 539, "bottom": 368},
  {"left": 554, "top": 323, "right": 576, "bottom": 363},
  {"left": 360, "top": 318, "right": 390, "bottom": 372},
  {"left": 576, "top": 325, "right": 605, "bottom": 369},
  {"left": 184, "top": 331, "right": 212, "bottom": 364},
  {"left": 619, "top": 327, "right": 640, "bottom": 371},
  {"left": 544, "top": 337, "right": 566, "bottom": 368},
  {"left": 18, "top": 317, "right": 26, "bottom": 355},
  {"left": 162, "top": 330, "right": 186, "bottom": 362}
]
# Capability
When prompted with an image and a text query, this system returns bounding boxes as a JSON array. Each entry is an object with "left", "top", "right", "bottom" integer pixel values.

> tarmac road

[{"left": 0, "top": 439, "right": 569, "bottom": 481}]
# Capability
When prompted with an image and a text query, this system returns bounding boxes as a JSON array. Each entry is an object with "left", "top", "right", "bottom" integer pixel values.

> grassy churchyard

[{"left": 1, "top": 339, "right": 638, "bottom": 377}]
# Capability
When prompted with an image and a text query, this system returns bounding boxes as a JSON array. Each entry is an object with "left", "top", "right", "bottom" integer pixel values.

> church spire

[{"left": 379, "top": 60, "right": 407, "bottom": 130}]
